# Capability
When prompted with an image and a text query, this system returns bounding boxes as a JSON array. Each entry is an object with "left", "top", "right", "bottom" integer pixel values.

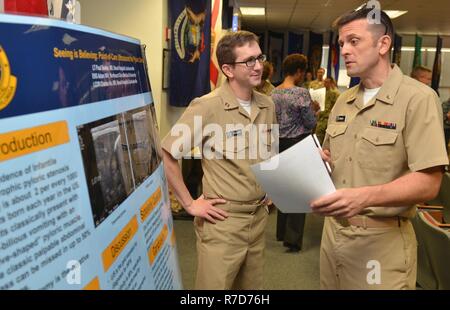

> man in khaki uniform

[
  {"left": 315, "top": 78, "right": 340, "bottom": 144},
  {"left": 411, "top": 65, "right": 432, "bottom": 87},
  {"left": 162, "top": 31, "right": 277, "bottom": 290},
  {"left": 255, "top": 61, "right": 275, "bottom": 95},
  {"left": 410, "top": 66, "right": 444, "bottom": 123},
  {"left": 301, "top": 71, "right": 313, "bottom": 89},
  {"left": 310, "top": 67, "right": 326, "bottom": 90},
  {"left": 311, "top": 7, "right": 449, "bottom": 289}
]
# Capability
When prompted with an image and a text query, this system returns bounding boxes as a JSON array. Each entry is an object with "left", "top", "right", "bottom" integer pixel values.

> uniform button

[
  {"left": 225, "top": 102, "right": 230, "bottom": 107},
  {"left": 387, "top": 95, "right": 391, "bottom": 100},
  {"left": 342, "top": 180, "right": 347, "bottom": 185},
  {"left": 375, "top": 137, "right": 379, "bottom": 142},
  {"left": 333, "top": 131, "right": 337, "bottom": 135},
  {"left": 354, "top": 134, "right": 357, "bottom": 139},
  {"left": 349, "top": 157, "right": 353, "bottom": 162}
]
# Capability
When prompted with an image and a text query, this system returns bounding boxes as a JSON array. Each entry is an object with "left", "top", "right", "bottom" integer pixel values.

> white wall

[{"left": 78, "top": 0, "right": 185, "bottom": 137}]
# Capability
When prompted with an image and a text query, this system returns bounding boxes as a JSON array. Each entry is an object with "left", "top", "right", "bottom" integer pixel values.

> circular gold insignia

[{"left": 0, "top": 46, "right": 17, "bottom": 111}]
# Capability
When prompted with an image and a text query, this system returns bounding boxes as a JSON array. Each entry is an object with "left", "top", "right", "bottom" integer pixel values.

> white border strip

[{"left": 0, "top": 13, "right": 140, "bottom": 44}]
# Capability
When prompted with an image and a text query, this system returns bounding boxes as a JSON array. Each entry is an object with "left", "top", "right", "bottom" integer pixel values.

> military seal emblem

[{"left": 0, "top": 46, "right": 17, "bottom": 111}]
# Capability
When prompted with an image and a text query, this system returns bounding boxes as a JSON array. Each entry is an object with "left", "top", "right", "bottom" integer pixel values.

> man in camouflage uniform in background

[
  {"left": 310, "top": 67, "right": 326, "bottom": 90},
  {"left": 315, "top": 77, "right": 340, "bottom": 144}
]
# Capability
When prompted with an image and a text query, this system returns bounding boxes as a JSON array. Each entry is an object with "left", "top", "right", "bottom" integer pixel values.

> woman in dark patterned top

[
  {"left": 271, "top": 53, "right": 320, "bottom": 253},
  {"left": 443, "top": 98, "right": 450, "bottom": 153}
]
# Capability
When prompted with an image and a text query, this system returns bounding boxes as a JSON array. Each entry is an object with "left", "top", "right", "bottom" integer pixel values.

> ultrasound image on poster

[
  {"left": 124, "top": 107, "right": 161, "bottom": 187},
  {"left": 77, "top": 105, "right": 161, "bottom": 227}
]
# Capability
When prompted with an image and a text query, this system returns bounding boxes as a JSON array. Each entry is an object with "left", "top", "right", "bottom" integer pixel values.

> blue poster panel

[{"left": 0, "top": 14, "right": 182, "bottom": 290}]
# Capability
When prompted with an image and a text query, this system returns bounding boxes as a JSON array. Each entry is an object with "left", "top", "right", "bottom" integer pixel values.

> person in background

[
  {"left": 411, "top": 65, "right": 432, "bottom": 87},
  {"left": 443, "top": 98, "right": 450, "bottom": 153},
  {"left": 315, "top": 77, "right": 341, "bottom": 144},
  {"left": 255, "top": 61, "right": 275, "bottom": 95},
  {"left": 254, "top": 60, "right": 276, "bottom": 212},
  {"left": 302, "top": 70, "right": 313, "bottom": 89},
  {"left": 411, "top": 65, "right": 444, "bottom": 127},
  {"left": 310, "top": 67, "right": 326, "bottom": 90},
  {"left": 272, "top": 53, "right": 320, "bottom": 253}
]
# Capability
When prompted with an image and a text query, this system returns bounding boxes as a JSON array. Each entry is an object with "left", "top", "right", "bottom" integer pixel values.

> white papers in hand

[
  {"left": 250, "top": 135, "right": 335, "bottom": 213},
  {"left": 309, "top": 87, "right": 326, "bottom": 111}
]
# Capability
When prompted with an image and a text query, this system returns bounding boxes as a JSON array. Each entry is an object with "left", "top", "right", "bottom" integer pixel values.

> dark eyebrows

[
  {"left": 240, "top": 54, "right": 262, "bottom": 62},
  {"left": 244, "top": 56, "right": 257, "bottom": 62},
  {"left": 339, "top": 33, "right": 361, "bottom": 43},
  {"left": 347, "top": 33, "right": 360, "bottom": 39}
]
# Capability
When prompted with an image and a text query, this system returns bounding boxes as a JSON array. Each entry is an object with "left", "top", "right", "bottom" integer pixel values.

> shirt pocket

[
  {"left": 223, "top": 135, "right": 249, "bottom": 160},
  {"left": 357, "top": 127, "right": 399, "bottom": 171},
  {"left": 326, "top": 123, "right": 348, "bottom": 161}
]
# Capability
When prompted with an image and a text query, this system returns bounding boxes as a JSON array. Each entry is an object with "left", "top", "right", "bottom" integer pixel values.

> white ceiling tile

[{"left": 240, "top": 0, "right": 450, "bottom": 35}]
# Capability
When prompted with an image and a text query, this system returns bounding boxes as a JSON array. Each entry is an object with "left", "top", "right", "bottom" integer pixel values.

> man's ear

[
  {"left": 221, "top": 64, "right": 234, "bottom": 79},
  {"left": 379, "top": 35, "right": 392, "bottom": 57}
]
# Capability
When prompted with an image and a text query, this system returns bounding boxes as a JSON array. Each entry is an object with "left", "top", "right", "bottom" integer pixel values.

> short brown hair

[
  {"left": 334, "top": 5, "right": 394, "bottom": 49},
  {"left": 216, "top": 31, "right": 259, "bottom": 69},
  {"left": 282, "top": 54, "right": 308, "bottom": 77},
  {"left": 411, "top": 65, "right": 432, "bottom": 78},
  {"left": 262, "top": 61, "right": 273, "bottom": 80}
]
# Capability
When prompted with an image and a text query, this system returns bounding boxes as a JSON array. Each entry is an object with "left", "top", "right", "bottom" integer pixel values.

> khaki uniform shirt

[
  {"left": 323, "top": 65, "right": 449, "bottom": 218},
  {"left": 310, "top": 80, "right": 325, "bottom": 90},
  {"left": 302, "top": 81, "right": 312, "bottom": 89},
  {"left": 162, "top": 81, "right": 277, "bottom": 203}
]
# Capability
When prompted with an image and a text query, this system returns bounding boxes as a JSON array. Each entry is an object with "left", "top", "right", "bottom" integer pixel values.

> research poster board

[{"left": 0, "top": 14, "right": 182, "bottom": 290}]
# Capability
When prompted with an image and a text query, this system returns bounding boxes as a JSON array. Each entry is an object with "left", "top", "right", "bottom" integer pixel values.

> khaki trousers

[
  {"left": 194, "top": 202, "right": 269, "bottom": 290},
  {"left": 320, "top": 217, "right": 417, "bottom": 290}
]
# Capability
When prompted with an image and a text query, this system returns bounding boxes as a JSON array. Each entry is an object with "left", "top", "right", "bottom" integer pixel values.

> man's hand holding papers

[{"left": 250, "top": 136, "right": 336, "bottom": 213}]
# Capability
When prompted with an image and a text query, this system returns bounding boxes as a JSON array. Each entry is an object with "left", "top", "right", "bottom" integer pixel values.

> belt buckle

[
  {"left": 259, "top": 194, "right": 268, "bottom": 205},
  {"left": 251, "top": 197, "right": 268, "bottom": 215}
]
